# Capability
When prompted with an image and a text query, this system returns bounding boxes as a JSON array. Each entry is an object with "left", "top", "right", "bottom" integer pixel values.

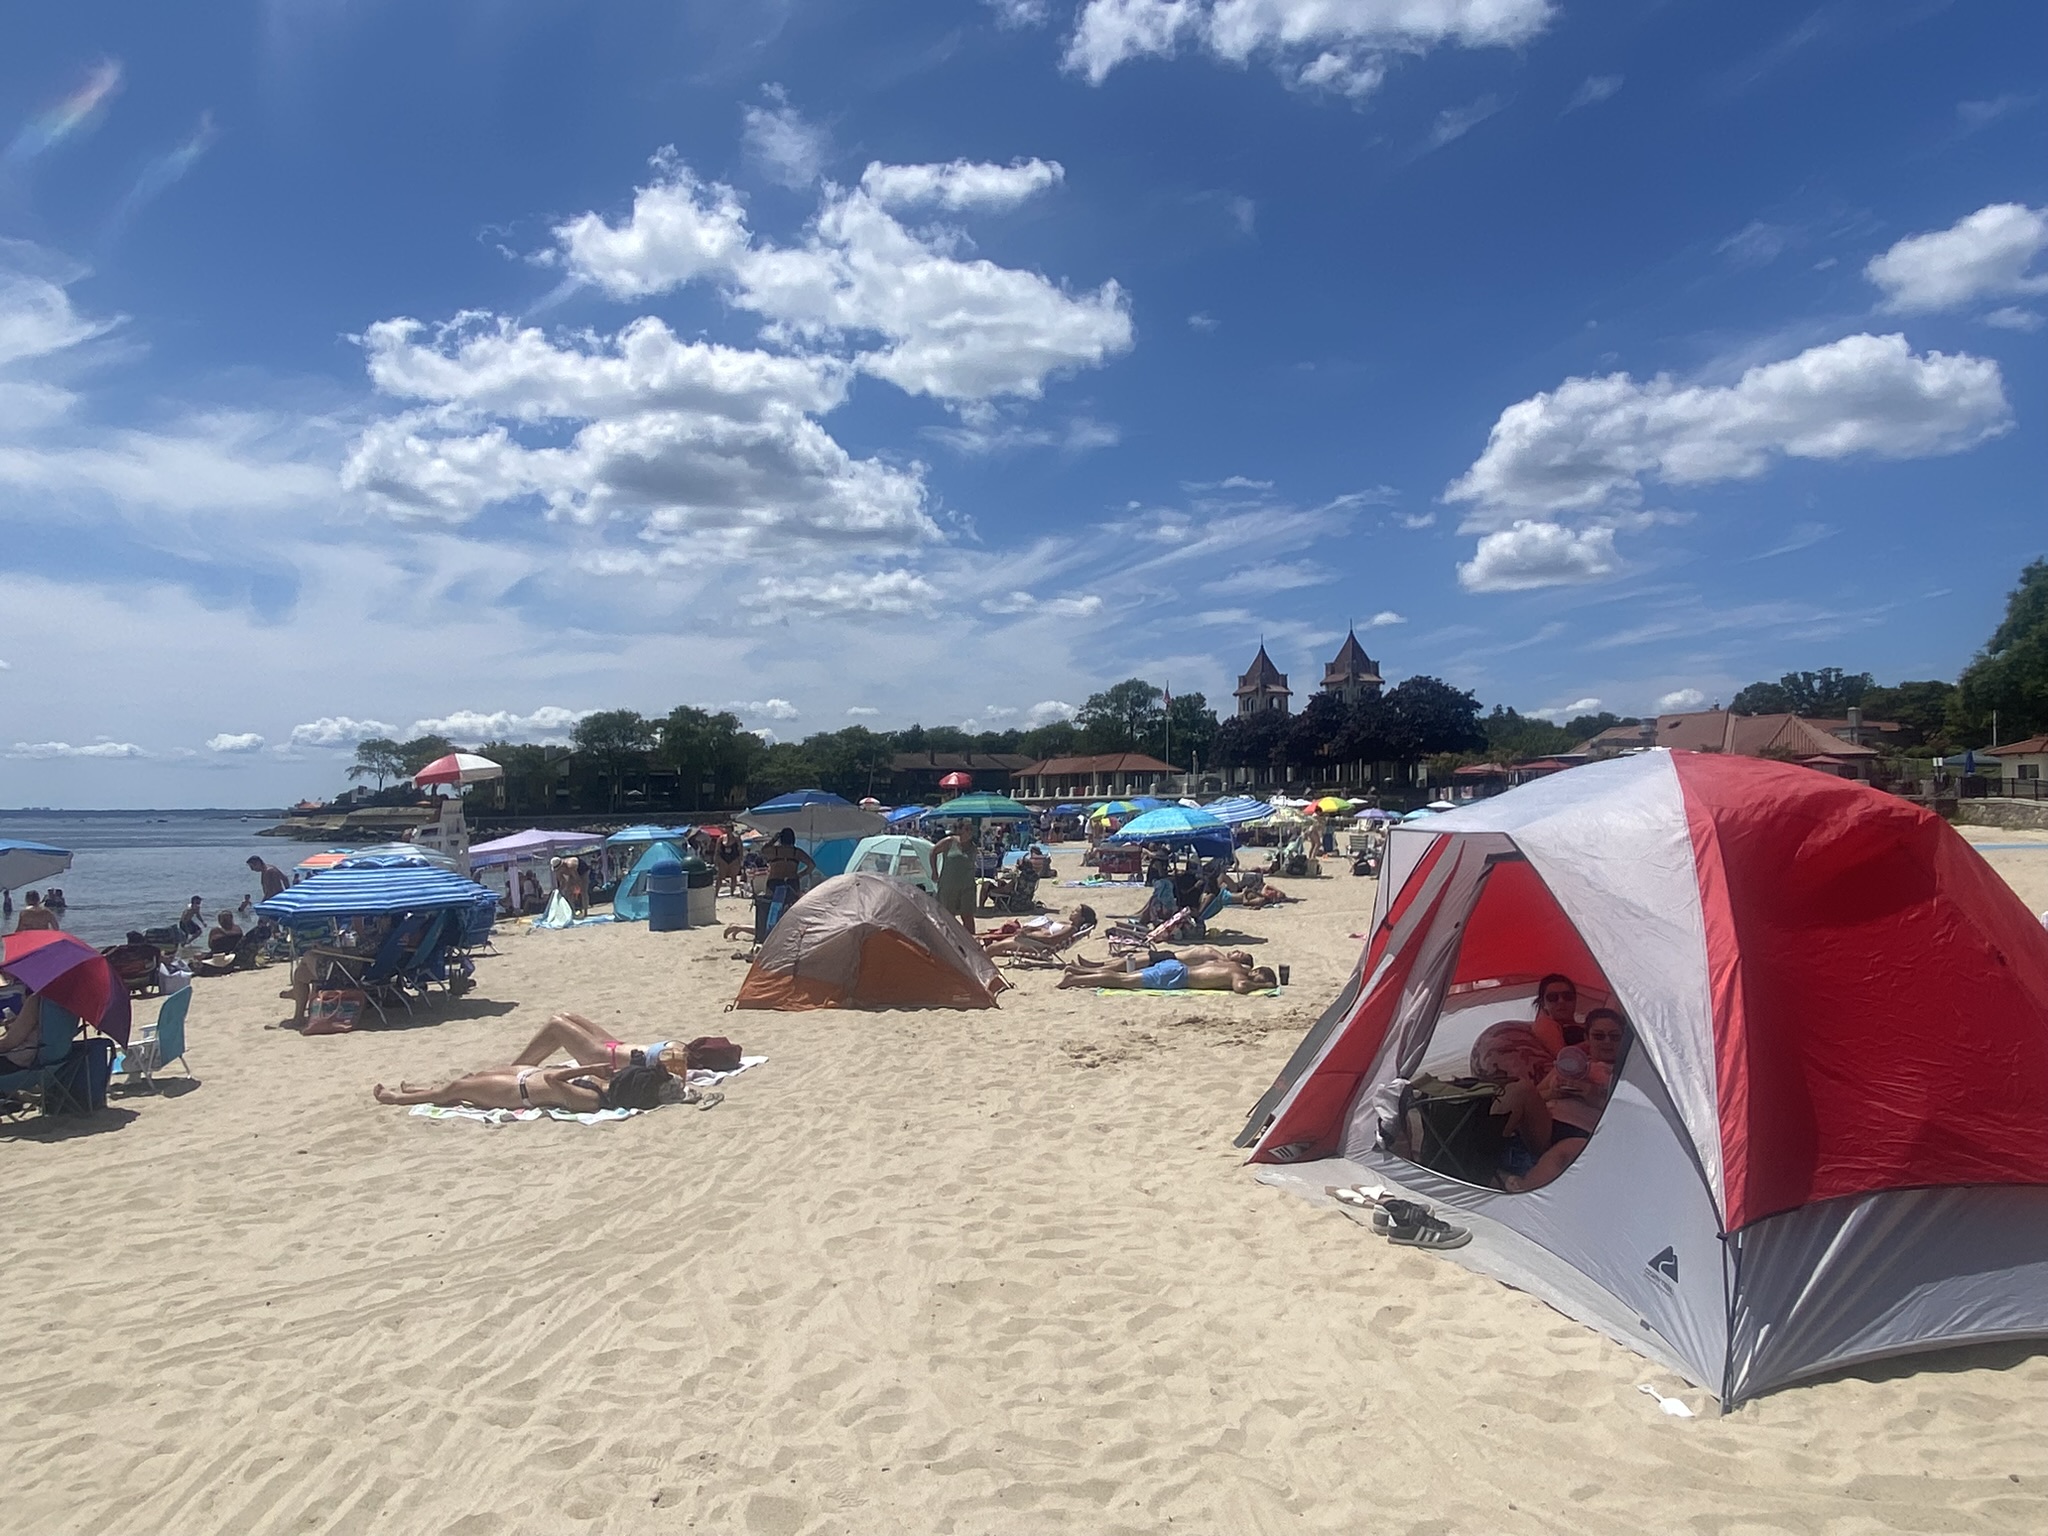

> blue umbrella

[
  {"left": 750, "top": 790, "right": 853, "bottom": 812},
  {"left": 885, "top": 804, "right": 931, "bottom": 824},
  {"left": 0, "top": 838, "right": 73, "bottom": 889},
  {"left": 1200, "top": 796, "right": 1273, "bottom": 827},
  {"left": 1107, "top": 805, "right": 1230, "bottom": 843},
  {"left": 605, "top": 824, "right": 689, "bottom": 846},
  {"left": 256, "top": 863, "right": 494, "bottom": 924},
  {"left": 1052, "top": 803, "right": 1086, "bottom": 816}
]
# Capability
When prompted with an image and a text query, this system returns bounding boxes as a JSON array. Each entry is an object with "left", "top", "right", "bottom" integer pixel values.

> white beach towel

[{"left": 404, "top": 1056, "right": 766, "bottom": 1126}]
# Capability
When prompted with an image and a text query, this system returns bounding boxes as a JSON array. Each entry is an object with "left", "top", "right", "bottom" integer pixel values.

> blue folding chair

[
  {"left": 112, "top": 988, "right": 192, "bottom": 1091},
  {"left": 0, "top": 1001, "right": 84, "bottom": 1117}
]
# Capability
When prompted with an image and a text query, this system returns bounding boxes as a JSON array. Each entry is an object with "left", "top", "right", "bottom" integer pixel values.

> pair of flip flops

[{"left": 1326, "top": 1185, "right": 1472, "bottom": 1249}]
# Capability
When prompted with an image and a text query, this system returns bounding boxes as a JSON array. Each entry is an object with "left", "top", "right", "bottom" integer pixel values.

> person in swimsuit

[
  {"left": 751, "top": 829, "right": 815, "bottom": 943},
  {"left": 374, "top": 1060, "right": 629, "bottom": 1112},
  {"left": 1058, "top": 956, "right": 1276, "bottom": 992},
  {"left": 1496, "top": 1044, "right": 1607, "bottom": 1192},
  {"left": 0, "top": 991, "right": 47, "bottom": 1071},
  {"left": 507, "top": 1012, "right": 694, "bottom": 1075},
  {"left": 979, "top": 904, "right": 1097, "bottom": 956},
  {"left": 1583, "top": 1008, "right": 1628, "bottom": 1087},
  {"left": 1529, "top": 973, "right": 1585, "bottom": 1054},
  {"left": 713, "top": 832, "right": 748, "bottom": 896},
  {"left": 14, "top": 892, "right": 59, "bottom": 933}
]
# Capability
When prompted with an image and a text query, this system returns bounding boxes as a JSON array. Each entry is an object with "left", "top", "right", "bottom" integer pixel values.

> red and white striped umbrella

[{"left": 412, "top": 752, "right": 504, "bottom": 786}]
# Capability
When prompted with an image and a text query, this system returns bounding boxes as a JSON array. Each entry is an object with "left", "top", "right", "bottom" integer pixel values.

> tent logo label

[{"left": 1646, "top": 1246, "right": 1680, "bottom": 1286}]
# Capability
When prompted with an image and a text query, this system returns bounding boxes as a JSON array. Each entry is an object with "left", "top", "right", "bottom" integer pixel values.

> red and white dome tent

[{"left": 1241, "top": 749, "right": 2048, "bottom": 1406}]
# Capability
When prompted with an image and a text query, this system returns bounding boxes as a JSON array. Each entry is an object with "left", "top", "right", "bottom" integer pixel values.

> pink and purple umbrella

[{"left": 2, "top": 931, "right": 130, "bottom": 1046}]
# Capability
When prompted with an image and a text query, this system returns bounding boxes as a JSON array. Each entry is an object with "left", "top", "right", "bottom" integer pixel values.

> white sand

[{"left": 7, "top": 848, "right": 2048, "bottom": 1534}]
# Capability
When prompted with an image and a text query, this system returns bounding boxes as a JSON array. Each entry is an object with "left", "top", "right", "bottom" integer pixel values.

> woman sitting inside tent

[{"left": 1466, "top": 1019, "right": 1617, "bottom": 1192}]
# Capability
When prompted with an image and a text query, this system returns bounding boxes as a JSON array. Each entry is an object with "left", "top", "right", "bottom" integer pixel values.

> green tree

[
  {"left": 572, "top": 709, "right": 656, "bottom": 810},
  {"left": 1859, "top": 681, "right": 1957, "bottom": 748},
  {"left": 1954, "top": 558, "right": 2048, "bottom": 743},
  {"left": 1076, "top": 679, "right": 1165, "bottom": 756},
  {"left": 397, "top": 735, "right": 457, "bottom": 775},
  {"left": 749, "top": 740, "right": 821, "bottom": 800},
  {"left": 1213, "top": 707, "right": 1290, "bottom": 775},
  {"left": 1159, "top": 691, "right": 1218, "bottom": 769},
  {"left": 1564, "top": 711, "right": 1637, "bottom": 741},
  {"left": 1732, "top": 668, "right": 1873, "bottom": 717},
  {"left": 345, "top": 737, "right": 406, "bottom": 789},
  {"left": 1385, "top": 676, "right": 1485, "bottom": 759},
  {"left": 1480, "top": 707, "right": 1578, "bottom": 763},
  {"left": 1285, "top": 693, "right": 1349, "bottom": 768},
  {"left": 1019, "top": 718, "right": 1079, "bottom": 759}
]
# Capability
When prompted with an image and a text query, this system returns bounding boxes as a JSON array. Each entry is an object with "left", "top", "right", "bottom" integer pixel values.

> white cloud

[
  {"left": 1657, "top": 687, "right": 1706, "bottom": 712},
  {"left": 1564, "top": 74, "right": 1621, "bottom": 113},
  {"left": 986, "top": 0, "right": 1050, "bottom": 25},
  {"left": 1445, "top": 334, "right": 2010, "bottom": 521},
  {"left": 859, "top": 158, "right": 1063, "bottom": 211},
  {"left": 1187, "top": 311, "right": 1218, "bottom": 331},
  {"left": 407, "top": 706, "right": 591, "bottom": 743},
  {"left": 205, "top": 732, "right": 265, "bottom": 753},
  {"left": 1024, "top": 699, "right": 1077, "bottom": 727},
  {"left": 288, "top": 716, "right": 395, "bottom": 749},
  {"left": 732, "top": 698, "right": 801, "bottom": 721},
  {"left": 1984, "top": 306, "right": 2043, "bottom": 332},
  {"left": 1457, "top": 522, "right": 1619, "bottom": 592},
  {"left": 0, "top": 267, "right": 112, "bottom": 368},
  {"left": 1423, "top": 94, "right": 1503, "bottom": 151},
  {"left": 7, "top": 739, "right": 148, "bottom": 759},
  {"left": 978, "top": 589, "right": 1104, "bottom": 618},
  {"left": 1396, "top": 510, "right": 1435, "bottom": 529},
  {"left": 845, "top": 705, "right": 880, "bottom": 717},
  {"left": 1365, "top": 610, "right": 1405, "bottom": 627},
  {"left": 1866, "top": 203, "right": 2048, "bottom": 314},
  {"left": 1201, "top": 560, "right": 1331, "bottom": 596},
  {"left": 553, "top": 153, "right": 1130, "bottom": 403},
  {"left": 742, "top": 569, "right": 940, "bottom": 618},
  {"left": 742, "top": 93, "right": 828, "bottom": 189},
  {"left": 1719, "top": 220, "right": 1793, "bottom": 269},
  {"left": 1063, "top": 0, "right": 1554, "bottom": 97},
  {"left": 345, "top": 313, "right": 935, "bottom": 552},
  {"left": 926, "top": 411, "right": 1119, "bottom": 456},
  {"left": 1533, "top": 696, "right": 1601, "bottom": 724}
]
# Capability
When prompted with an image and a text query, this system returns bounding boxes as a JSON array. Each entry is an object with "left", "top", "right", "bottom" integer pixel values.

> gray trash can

[
  {"left": 646, "top": 854, "right": 688, "bottom": 931},
  {"left": 679, "top": 851, "right": 717, "bottom": 928}
]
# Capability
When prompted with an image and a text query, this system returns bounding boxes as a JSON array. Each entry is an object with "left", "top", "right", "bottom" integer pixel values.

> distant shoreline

[{"left": 0, "top": 807, "right": 288, "bottom": 818}]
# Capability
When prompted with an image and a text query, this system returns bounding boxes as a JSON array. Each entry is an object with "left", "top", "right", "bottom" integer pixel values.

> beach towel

[
  {"left": 531, "top": 894, "right": 614, "bottom": 931},
  {"left": 403, "top": 1057, "right": 766, "bottom": 1126}
]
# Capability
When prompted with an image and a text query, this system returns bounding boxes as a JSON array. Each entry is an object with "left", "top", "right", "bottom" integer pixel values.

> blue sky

[{"left": 2, "top": 0, "right": 2043, "bottom": 807}]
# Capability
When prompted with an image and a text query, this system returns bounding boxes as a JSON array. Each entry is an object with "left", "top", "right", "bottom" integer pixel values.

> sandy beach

[{"left": 8, "top": 840, "right": 2048, "bottom": 1535}]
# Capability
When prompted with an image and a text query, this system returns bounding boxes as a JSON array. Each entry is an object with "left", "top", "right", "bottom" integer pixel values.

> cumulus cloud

[
  {"left": 742, "top": 92, "right": 828, "bottom": 189},
  {"left": 732, "top": 698, "right": 801, "bottom": 721},
  {"left": 859, "top": 158, "right": 1063, "bottom": 211},
  {"left": 7, "top": 739, "right": 147, "bottom": 759},
  {"left": 344, "top": 313, "right": 934, "bottom": 551},
  {"left": 1445, "top": 333, "right": 2010, "bottom": 522},
  {"left": 742, "top": 569, "right": 940, "bottom": 618},
  {"left": 1024, "top": 699, "right": 1077, "bottom": 727},
  {"left": 553, "top": 151, "right": 1130, "bottom": 403},
  {"left": 1533, "top": 696, "right": 1601, "bottom": 723},
  {"left": 205, "top": 732, "right": 265, "bottom": 753},
  {"left": 1063, "top": 0, "right": 1554, "bottom": 98},
  {"left": 1457, "top": 522, "right": 1619, "bottom": 592},
  {"left": 986, "top": 0, "right": 1049, "bottom": 24},
  {"left": 288, "top": 716, "right": 395, "bottom": 749},
  {"left": 845, "top": 705, "right": 880, "bottom": 716},
  {"left": 1657, "top": 687, "right": 1706, "bottom": 712},
  {"left": 407, "top": 706, "right": 591, "bottom": 743},
  {"left": 1866, "top": 203, "right": 2048, "bottom": 314},
  {"left": 1983, "top": 306, "right": 2043, "bottom": 332},
  {"left": 1365, "top": 610, "right": 1405, "bottom": 627}
]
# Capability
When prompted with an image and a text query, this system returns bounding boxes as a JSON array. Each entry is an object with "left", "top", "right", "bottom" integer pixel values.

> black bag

[{"left": 687, "top": 1036, "right": 743, "bottom": 1072}]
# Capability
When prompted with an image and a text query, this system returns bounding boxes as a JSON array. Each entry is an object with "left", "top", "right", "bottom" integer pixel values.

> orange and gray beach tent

[{"left": 733, "top": 872, "right": 1006, "bottom": 1011}]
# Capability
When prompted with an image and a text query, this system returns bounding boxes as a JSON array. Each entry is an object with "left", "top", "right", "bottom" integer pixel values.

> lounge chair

[
  {"left": 1106, "top": 908, "right": 1193, "bottom": 957},
  {"left": 113, "top": 988, "right": 192, "bottom": 1091},
  {"left": 999, "top": 920, "right": 1096, "bottom": 967},
  {"left": 0, "top": 1001, "right": 85, "bottom": 1118},
  {"left": 979, "top": 862, "right": 1041, "bottom": 915},
  {"left": 315, "top": 917, "right": 434, "bottom": 1025}
]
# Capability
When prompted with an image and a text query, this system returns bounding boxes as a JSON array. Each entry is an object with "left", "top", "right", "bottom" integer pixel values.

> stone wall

[{"left": 1952, "top": 799, "right": 2048, "bottom": 832}]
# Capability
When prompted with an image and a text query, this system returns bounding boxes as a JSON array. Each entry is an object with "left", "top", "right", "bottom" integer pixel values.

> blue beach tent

[{"left": 612, "top": 840, "right": 684, "bottom": 922}]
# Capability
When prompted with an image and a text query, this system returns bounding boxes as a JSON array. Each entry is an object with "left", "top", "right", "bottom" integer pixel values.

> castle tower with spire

[
  {"left": 1235, "top": 644, "right": 1292, "bottom": 717},
  {"left": 1320, "top": 629, "right": 1384, "bottom": 706}
]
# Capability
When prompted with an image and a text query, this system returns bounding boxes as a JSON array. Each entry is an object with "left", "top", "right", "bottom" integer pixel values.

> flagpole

[{"left": 1164, "top": 679, "right": 1172, "bottom": 794}]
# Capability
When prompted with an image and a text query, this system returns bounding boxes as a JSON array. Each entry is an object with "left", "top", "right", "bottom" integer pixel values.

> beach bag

[
  {"left": 305, "top": 989, "right": 365, "bottom": 1035},
  {"left": 687, "top": 1036, "right": 743, "bottom": 1072}
]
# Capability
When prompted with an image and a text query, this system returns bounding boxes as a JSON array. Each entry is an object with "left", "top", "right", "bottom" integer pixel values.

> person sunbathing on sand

[
  {"left": 507, "top": 1011, "right": 694, "bottom": 1074},
  {"left": 375, "top": 1060, "right": 650, "bottom": 1112},
  {"left": 1062, "top": 944, "right": 1254, "bottom": 973},
  {"left": 980, "top": 904, "right": 1096, "bottom": 956},
  {"left": 1058, "top": 955, "right": 1276, "bottom": 993}
]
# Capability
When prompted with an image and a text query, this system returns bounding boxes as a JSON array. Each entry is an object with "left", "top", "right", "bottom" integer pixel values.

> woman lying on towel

[
  {"left": 373, "top": 1057, "right": 684, "bottom": 1113},
  {"left": 1221, "top": 871, "right": 1295, "bottom": 908},
  {"left": 1057, "top": 953, "right": 1277, "bottom": 992},
  {"left": 507, "top": 1011, "right": 695, "bottom": 1074}
]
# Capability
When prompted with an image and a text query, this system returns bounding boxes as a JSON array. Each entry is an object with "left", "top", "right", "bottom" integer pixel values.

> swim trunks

[{"left": 1139, "top": 959, "right": 1188, "bottom": 990}]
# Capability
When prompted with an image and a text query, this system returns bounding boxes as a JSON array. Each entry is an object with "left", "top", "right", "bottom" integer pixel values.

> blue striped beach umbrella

[
  {"left": 1105, "top": 805, "right": 1230, "bottom": 842},
  {"left": 256, "top": 863, "right": 494, "bottom": 924}
]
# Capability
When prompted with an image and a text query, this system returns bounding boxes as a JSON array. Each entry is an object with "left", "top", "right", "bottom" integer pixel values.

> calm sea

[{"left": 0, "top": 810, "right": 289, "bottom": 947}]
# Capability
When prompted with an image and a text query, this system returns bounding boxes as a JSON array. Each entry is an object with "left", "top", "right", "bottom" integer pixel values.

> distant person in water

[
  {"left": 14, "top": 892, "right": 58, "bottom": 933},
  {"left": 176, "top": 897, "right": 206, "bottom": 946},
  {"left": 247, "top": 856, "right": 289, "bottom": 900},
  {"left": 42, "top": 888, "right": 65, "bottom": 917}
]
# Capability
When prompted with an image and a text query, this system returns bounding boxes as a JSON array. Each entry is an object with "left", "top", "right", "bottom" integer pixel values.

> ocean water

[{"left": 0, "top": 811, "right": 288, "bottom": 947}]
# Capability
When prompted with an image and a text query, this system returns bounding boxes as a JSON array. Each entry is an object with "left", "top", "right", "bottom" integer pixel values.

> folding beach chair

[
  {"left": 1000, "top": 920, "right": 1096, "bottom": 968},
  {"left": 113, "top": 988, "right": 192, "bottom": 1091},
  {"left": 0, "top": 1001, "right": 84, "bottom": 1118}
]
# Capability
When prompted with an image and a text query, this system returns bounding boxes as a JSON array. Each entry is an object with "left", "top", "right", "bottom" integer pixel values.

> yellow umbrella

[{"left": 1314, "top": 796, "right": 1350, "bottom": 814}]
